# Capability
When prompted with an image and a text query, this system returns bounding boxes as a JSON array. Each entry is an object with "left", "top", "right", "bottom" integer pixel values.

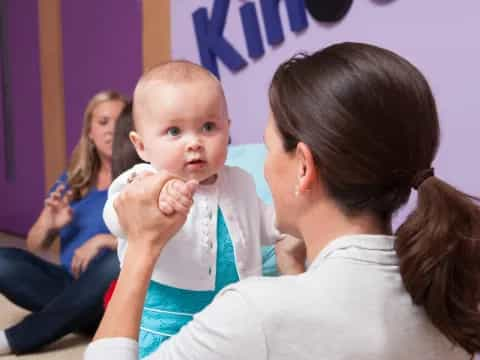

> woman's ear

[
  {"left": 295, "top": 142, "right": 317, "bottom": 194},
  {"left": 129, "top": 131, "right": 149, "bottom": 162}
]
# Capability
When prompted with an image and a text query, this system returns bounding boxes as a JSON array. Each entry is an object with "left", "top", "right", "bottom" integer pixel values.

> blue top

[
  {"left": 50, "top": 173, "right": 110, "bottom": 272},
  {"left": 139, "top": 208, "right": 240, "bottom": 358}
]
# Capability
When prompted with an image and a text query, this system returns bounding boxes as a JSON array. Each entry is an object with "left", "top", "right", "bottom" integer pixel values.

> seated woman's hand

[
  {"left": 70, "top": 234, "right": 109, "bottom": 278},
  {"left": 114, "top": 171, "right": 197, "bottom": 259},
  {"left": 43, "top": 184, "right": 74, "bottom": 231}
]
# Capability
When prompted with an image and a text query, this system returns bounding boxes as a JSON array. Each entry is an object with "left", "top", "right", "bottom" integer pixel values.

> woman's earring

[{"left": 294, "top": 184, "right": 299, "bottom": 197}]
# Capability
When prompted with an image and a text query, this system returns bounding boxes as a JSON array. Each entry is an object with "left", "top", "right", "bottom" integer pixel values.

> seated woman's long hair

[{"left": 67, "top": 90, "right": 127, "bottom": 200}]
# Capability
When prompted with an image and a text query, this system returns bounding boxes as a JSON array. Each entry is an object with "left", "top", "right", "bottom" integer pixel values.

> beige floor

[{"left": 0, "top": 233, "right": 88, "bottom": 359}]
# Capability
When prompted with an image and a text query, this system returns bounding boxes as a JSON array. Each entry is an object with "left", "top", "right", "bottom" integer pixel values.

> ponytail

[
  {"left": 395, "top": 176, "right": 480, "bottom": 354},
  {"left": 268, "top": 42, "right": 480, "bottom": 355}
]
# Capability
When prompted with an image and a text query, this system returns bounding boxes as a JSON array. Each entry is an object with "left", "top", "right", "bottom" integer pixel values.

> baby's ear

[{"left": 129, "top": 131, "right": 149, "bottom": 162}]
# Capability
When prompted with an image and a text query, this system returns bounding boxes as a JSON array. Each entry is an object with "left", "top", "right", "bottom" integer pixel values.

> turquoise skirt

[{"left": 139, "top": 208, "right": 279, "bottom": 358}]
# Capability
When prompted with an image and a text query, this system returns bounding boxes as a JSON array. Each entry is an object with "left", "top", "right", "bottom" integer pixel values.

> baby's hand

[{"left": 158, "top": 179, "right": 198, "bottom": 216}]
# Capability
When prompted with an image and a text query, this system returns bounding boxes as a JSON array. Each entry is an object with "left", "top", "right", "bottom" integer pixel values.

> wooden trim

[
  {"left": 38, "top": 0, "right": 66, "bottom": 257},
  {"left": 142, "top": 0, "right": 171, "bottom": 72},
  {"left": 38, "top": 0, "right": 66, "bottom": 192}
]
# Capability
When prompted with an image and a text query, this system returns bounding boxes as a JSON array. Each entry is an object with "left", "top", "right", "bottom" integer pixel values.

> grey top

[{"left": 85, "top": 234, "right": 469, "bottom": 360}]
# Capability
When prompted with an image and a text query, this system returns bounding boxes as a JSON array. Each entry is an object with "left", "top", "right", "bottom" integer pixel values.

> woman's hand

[
  {"left": 26, "top": 183, "right": 74, "bottom": 252},
  {"left": 71, "top": 234, "right": 116, "bottom": 278},
  {"left": 114, "top": 171, "right": 197, "bottom": 260},
  {"left": 44, "top": 184, "right": 74, "bottom": 231},
  {"left": 275, "top": 235, "right": 307, "bottom": 275},
  {"left": 92, "top": 172, "right": 197, "bottom": 341}
]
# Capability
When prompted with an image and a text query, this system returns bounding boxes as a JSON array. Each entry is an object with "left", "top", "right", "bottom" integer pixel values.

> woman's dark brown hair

[
  {"left": 111, "top": 101, "right": 145, "bottom": 179},
  {"left": 269, "top": 42, "right": 480, "bottom": 354}
]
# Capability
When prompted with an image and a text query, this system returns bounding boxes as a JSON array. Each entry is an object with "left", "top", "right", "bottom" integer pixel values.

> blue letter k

[{"left": 193, "top": 0, "right": 248, "bottom": 78}]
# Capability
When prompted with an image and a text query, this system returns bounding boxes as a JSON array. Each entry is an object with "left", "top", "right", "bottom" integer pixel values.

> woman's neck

[
  {"left": 96, "top": 160, "right": 112, "bottom": 190},
  {"left": 298, "top": 199, "right": 389, "bottom": 264}
]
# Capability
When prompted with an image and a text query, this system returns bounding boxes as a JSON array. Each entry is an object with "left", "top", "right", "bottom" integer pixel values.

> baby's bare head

[{"left": 133, "top": 60, "right": 227, "bottom": 132}]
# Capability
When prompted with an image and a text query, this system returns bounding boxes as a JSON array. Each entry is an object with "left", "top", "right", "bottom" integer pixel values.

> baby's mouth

[
  {"left": 185, "top": 159, "right": 207, "bottom": 170},
  {"left": 186, "top": 159, "right": 205, "bottom": 165}
]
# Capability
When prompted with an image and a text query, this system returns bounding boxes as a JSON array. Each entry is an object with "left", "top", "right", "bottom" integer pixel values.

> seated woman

[{"left": 0, "top": 90, "right": 126, "bottom": 354}]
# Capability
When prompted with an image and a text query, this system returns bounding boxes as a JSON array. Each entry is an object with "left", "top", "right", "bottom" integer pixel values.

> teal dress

[{"left": 139, "top": 209, "right": 241, "bottom": 358}]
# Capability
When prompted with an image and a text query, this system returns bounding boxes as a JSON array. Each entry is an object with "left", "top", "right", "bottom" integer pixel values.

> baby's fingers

[
  {"left": 171, "top": 179, "right": 198, "bottom": 198},
  {"left": 158, "top": 200, "right": 175, "bottom": 216},
  {"left": 61, "top": 190, "right": 73, "bottom": 206},
  {"left": 166, "top": 181, "right": 195, "bottom": 208},
  {"left": 162, "top": 191, "right": 192, "bottom": 216}
]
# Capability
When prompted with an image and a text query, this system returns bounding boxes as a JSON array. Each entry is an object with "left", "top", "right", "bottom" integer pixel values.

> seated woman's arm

[
  {"left": 90, "top": 234, "right": 117, "bottom": 251},
  {"left": 26, "top": 208, "right": 58, "bottom": 252},
  {"left": 70, "top": 234, "right": 118, "bottom": 278},
  {"left": 26, "top": 183, "right": 73, "bottom": 252}
]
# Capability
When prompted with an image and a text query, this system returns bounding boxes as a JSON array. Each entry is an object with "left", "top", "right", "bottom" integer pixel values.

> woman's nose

[{"left": 106, "top": 119, "right": 116, "bottom": 134}]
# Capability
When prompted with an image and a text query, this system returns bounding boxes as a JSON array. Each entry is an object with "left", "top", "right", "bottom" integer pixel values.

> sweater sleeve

[
  {"left": 84, "top": 287, "right": 267, "bottom": 360},
  {"left": 103, "top": 163, "right": 156, "bottom": 239}
]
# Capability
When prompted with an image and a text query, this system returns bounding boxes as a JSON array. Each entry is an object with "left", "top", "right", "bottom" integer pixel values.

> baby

[{"left": 103, "top": 61, "right": 280, "bottom": 358}]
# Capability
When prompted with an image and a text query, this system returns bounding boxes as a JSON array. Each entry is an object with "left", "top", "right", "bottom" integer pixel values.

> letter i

[{"left": 240, "top": 2, "right": 265, "bottom": 59}]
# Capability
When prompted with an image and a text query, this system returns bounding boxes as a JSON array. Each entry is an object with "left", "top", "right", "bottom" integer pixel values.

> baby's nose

[{"left": 187, "top": 139, "right": 202, "bottom": 151}]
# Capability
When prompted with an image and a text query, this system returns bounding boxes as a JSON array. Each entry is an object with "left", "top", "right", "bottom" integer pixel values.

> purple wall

[
  {"left": 62, "top": 0, "right": 142, "bottom": 155},
  {"left": 0, "top": 0, "right": 45, "bottom": 235},
  {"left": 0, "top": 0, "right": 143, "bottom": 236},
  {"left": 0, "top": 32, "right": 5, "bottom": 188},
  {"left": 172, "top": 0, "right": 480, "bottom": 223}
]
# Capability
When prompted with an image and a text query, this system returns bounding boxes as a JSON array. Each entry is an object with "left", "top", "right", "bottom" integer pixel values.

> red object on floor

[{"left": 103, "top": 279, "right": 118, "bottom": 309}]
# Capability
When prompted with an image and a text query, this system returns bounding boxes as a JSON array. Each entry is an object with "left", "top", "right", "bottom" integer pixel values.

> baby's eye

[
  {"left": 202, "top": 122, "right": 216, "bottom": 132},
  {"left": 167, "top": 127, "right": 181, "bottom": 136}
]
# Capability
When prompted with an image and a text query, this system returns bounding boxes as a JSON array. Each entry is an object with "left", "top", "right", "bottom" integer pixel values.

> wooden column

[
  {"left": 38, "top": 0, "right": 66, "bottom": 257},
  {"left": 142, "top": 0, "right": 171, "bottom": 72},
  {"left": 38, "top": 0, "right": 67, "bottom": 192}
]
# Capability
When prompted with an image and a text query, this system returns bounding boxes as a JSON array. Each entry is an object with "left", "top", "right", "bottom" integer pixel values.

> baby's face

[{"left": 135, "top": 80, "right": 230, "bottom": 184}]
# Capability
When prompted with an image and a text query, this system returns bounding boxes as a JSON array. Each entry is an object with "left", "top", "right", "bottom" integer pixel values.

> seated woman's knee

[
  {"left": 0, "top": 248, "right": 27, "bottom": 281},
  {"left": 85, "top": 251, "right": 119, "bottom": 278}
]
